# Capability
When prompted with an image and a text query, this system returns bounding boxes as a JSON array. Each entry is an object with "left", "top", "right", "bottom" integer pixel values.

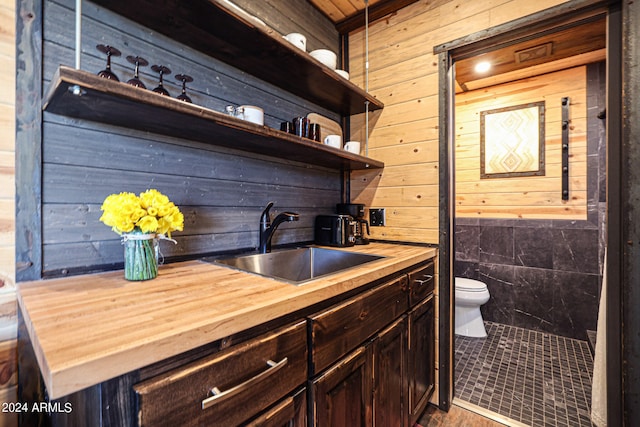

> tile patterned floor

[{"left": 455, "top": 322, "right": 594, "bottom": 427}]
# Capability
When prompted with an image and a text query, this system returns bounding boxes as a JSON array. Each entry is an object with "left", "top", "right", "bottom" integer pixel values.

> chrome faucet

[{"left": 259, "top": 202, "right": 300, "bottom": 253}]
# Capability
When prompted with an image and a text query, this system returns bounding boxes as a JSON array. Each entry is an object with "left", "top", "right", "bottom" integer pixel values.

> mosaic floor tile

[{"left": 455, "top": 322, "right": 594, "bottom": 427}]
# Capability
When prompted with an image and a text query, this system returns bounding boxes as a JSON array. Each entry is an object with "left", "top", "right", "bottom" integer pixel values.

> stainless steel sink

[{"left": 204, "top": 247, "right": 384, "bottom": 284}]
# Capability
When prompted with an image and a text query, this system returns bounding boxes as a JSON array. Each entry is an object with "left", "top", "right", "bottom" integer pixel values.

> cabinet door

[
  {"left": 407, "top": 295, "right": 435, "bottom": 425},
  {"left": 311, "top": 344, "right": 373, "bottom": 427},
  {"left": 134, "top": 321, "right": 307, "bottom": 427},
  {"left": 246, "top": 388, "right": 306, "bottom": 427},
  {"left": 373, "top": 316, "right": 407, "bottom": 427}
]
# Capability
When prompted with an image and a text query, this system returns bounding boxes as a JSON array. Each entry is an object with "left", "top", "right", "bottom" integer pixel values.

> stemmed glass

[
  {"left": 96, "top": 44, "right": 121, "bottom": 81},
  {"left": 151, "top": 65, "right": 171, "bottom": 96},
  {"left": 126, "top": 55, "right": 149, "bottom": 88},
  {"left": 175, "top": 74, "right": 193, "bottom": 103}
]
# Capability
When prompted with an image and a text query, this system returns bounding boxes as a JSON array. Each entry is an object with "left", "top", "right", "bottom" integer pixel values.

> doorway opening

[{"left": 434, "top": 2, "right": 616, "bottom": 426}]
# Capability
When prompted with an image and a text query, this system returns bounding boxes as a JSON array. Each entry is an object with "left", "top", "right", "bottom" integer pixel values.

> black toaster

[{"left": 314, "top": 215, "right": 356, "bottom": 247}]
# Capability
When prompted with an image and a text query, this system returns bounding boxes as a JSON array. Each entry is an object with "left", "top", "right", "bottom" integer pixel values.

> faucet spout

[{"left": 259, "top": 202, "right": 299, "bottom": 253}]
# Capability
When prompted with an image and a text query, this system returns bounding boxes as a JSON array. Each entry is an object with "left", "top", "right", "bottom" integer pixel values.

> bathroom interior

[{"left": 449, "top": 15, "right": 606, "bottom": 427}]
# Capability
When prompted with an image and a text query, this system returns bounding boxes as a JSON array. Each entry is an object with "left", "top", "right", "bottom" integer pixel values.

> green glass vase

[{"left": 123, "top": 232, "right": 158, "bottom": 281}]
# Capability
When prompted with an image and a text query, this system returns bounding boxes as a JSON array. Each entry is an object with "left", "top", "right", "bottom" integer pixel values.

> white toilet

[{"left": 455, "top": 277, "right": 491, "bottom": 337}]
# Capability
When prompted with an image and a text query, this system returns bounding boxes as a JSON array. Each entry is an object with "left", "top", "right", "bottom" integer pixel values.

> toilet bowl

[{"left": 455, "top": 277, "right": 490, "bottom": 337}]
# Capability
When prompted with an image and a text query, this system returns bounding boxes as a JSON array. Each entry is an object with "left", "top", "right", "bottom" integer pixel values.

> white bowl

[
  {"left": 310, "top": 49, "right": 337, "bottom": 69},
  {"left": 335, "top": 69, "right": 349, "bottom": 80},
  {"left": 284, "top": 32, "right": 306, "bottom": 51}
]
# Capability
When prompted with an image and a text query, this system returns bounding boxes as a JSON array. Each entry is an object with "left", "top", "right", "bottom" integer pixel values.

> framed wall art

[{"left": 480, "top": 101, "right": 545, "bottom": 179}]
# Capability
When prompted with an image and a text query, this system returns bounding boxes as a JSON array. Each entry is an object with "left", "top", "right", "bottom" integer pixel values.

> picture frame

[{"left": 480, "top": 101, "right": 545, "bottom": 179}]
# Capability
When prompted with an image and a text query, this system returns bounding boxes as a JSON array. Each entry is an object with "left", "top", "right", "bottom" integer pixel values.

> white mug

[
  {"left": 284, "top": 33, "right": 306, "bottom": 51},
  {"left": 237, "top": 105, "right": 264, "bottom": 125},
  {"left": 323, "top": 134, "right": 342, "bottom": 149},
  {"left": 344, "top": 141, "right": 361, "bottom": 154}
]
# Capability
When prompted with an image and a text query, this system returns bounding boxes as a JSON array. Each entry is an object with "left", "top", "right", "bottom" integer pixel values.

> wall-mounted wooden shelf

[
  {"left": 43, "top": 67, "right": 384, "bottom": 171},
  {"left": 90, "top": 0, "right": 384, "bottom": 116}
]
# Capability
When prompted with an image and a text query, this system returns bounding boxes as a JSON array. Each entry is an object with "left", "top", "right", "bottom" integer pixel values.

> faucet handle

[{"left": 260, "top": 201, "right": 275, "bottom": 226}]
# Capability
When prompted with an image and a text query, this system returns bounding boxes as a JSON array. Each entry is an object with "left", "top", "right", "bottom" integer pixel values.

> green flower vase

[{"left": 123, "top": 232, "right": 159, "bottom": 281}]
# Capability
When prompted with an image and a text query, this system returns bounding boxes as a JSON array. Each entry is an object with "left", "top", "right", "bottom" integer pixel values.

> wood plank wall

[
  {"left": 347, "top": 0, "right": 570, "bottom": 244},
  {"left": 0, "top": 0, "right": 17, "bottom": 423},
  {"left": 455, "top": 66, "right": 587, "bottom": 219},
  {"left": 0, "top": 0, "right": 15, "bottom": 287},
  {"left": 34, "top": 0, "right": 341, "bottom": 276}
]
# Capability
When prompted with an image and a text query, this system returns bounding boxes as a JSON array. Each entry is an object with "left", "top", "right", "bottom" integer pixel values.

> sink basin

[{"left": 205, "top": 247, "right": 384, "bottom": 284}]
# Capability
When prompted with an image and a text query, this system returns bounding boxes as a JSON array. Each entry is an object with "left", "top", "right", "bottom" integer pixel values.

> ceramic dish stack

[
  {"left": 309, "top": 49, "right": 350, "bottom": 81},
  {"left": 310, "top": 49, "right": 337, "bottom": 69}
]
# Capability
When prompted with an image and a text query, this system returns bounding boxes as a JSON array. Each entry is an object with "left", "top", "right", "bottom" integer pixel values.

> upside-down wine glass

[
  {"left": 96, "top": 44, "right": 121, "bottom": 81},
  {"left": 151, "top": 65, "right": 171, "bottom": 96},
  {"left": 175, "top": 74, "right": 193, "bottom": 103},
  {"left": 126, "top": 55, "right": 149, "bottom": 88}
]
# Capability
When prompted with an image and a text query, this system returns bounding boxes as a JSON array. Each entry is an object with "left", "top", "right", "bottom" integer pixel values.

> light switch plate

[{"left": 369, "top": 208, "right": 386, "bottom": 226}]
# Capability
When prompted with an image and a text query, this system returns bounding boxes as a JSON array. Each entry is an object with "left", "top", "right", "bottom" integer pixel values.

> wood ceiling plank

[{"left": 308, "top": 0, "right": 348, "bottom": 22}]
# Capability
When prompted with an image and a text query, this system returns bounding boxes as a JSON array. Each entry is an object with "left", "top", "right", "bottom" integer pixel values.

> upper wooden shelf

[
  {"left": 89, "top": 0, "right": 384, "bottom": 116},
  {"left": 43, "top": 67, "right": 384, "bottom": 171}
]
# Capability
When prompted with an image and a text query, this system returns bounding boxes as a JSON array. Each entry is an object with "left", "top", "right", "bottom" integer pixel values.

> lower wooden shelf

[{"left": 43, "top": 66, "right": 384, "bottom": 171}]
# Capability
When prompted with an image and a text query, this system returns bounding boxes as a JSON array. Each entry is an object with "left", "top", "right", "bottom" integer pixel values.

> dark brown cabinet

[
  {"left": 373, "top": 316, "right": 408, "bottom": 427},
  {"left": 21, "top": 258, "right": 435, "bottom": 427},
  {"left": 134, "top": 320, "right": 307, "bottom": 427},
  {"left": 309, "top": 276, "right": 409, "bottom": 375},
  {"left": 245, "top": 388, "right": 307, "bottom": 427},
  {"left": 311, "top": 345, "right": 373, "bottom": 426},
  {"left": 408, "top": 295, "right": 436, "bottom": 426},
  {"left": 408, "top": 262, "right": 435, "bottom": 307},
  {"left": 309, "top": 259, "right": 436, "bottom": 427}
]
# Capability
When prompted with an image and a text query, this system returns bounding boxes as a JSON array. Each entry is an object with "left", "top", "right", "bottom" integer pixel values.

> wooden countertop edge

[{"left": 18, "top": 244, "right": 437, "bottom": 399}]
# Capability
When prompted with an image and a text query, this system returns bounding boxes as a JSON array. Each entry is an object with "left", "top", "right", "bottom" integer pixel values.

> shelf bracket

[{"left": 561, "top": 97, "right": 570, "bottom": 201}]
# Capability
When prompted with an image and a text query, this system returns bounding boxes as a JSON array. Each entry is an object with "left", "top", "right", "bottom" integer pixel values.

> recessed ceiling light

[{"left": 474, "top": 61, "right": 491, "bottom": 73}]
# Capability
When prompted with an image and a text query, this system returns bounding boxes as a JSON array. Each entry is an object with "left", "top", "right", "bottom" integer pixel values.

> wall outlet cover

[{"left": 369, "top": 208, "right": 386, "bottom": 226}]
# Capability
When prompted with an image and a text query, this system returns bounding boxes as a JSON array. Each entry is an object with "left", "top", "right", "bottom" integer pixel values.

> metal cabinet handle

[
  {"left": 414, "top": 275, "right": 433, "bottom": 285},
  {"left": 201, "top": 358, "right": 288, "bottom": 410}
]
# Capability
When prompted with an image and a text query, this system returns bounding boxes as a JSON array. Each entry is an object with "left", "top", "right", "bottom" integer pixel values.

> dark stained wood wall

[{"left": 33, "top": 0, "right": 342, "bottom": 276}]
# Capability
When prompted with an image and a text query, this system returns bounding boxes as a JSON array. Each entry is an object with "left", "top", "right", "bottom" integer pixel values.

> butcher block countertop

[{"left": 18, "top": 243, "right": 436, "bottom": 400}]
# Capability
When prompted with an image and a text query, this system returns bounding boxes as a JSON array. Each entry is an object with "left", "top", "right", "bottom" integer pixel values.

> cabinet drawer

[
  {"left": 408, "top": 261, "right": 435, "bottom": 307},
  {"left": 310, "top": 277, "right": 408, "bottom": 374},
  {"left": 246, "top": 387, "right": 306, "bottom": 427},
  {"left": 134, "top": 320, "right": 307, "bottom": 427}
]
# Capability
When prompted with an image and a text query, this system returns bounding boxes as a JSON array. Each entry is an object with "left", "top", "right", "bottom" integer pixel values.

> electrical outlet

[{"left": 369, "top": 208, "right": 386, "bottom": 226}]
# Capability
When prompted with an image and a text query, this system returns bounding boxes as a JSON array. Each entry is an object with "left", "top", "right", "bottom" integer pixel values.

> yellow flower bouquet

[{"left": 100, "top": 189, "right": 184, "bottom": 280}]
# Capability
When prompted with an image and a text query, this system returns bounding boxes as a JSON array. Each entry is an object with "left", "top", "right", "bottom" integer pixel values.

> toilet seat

[{"left": 455, "top": 277, "right": 488, "bottom": 292}]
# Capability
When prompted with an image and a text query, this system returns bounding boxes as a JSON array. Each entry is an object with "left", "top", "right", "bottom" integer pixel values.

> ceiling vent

[{"left": 515, "top": 42, "right": 554, "bottom": 64}]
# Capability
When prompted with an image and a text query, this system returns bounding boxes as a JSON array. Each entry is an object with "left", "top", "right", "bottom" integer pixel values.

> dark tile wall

[
  {"left": 454, "top": 62, "right": 607, "bottom": 341},
  {"left": 455, "top": 219, "right": 601, "bottom": 340}
]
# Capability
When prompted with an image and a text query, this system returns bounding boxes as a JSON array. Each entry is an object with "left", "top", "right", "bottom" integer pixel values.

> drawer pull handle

[
  {"left": 201, "top": 357, "right": 288, "bottom": 410},
  {"left": 414, "top": 275, "right": 433, "bottom": 285}
]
